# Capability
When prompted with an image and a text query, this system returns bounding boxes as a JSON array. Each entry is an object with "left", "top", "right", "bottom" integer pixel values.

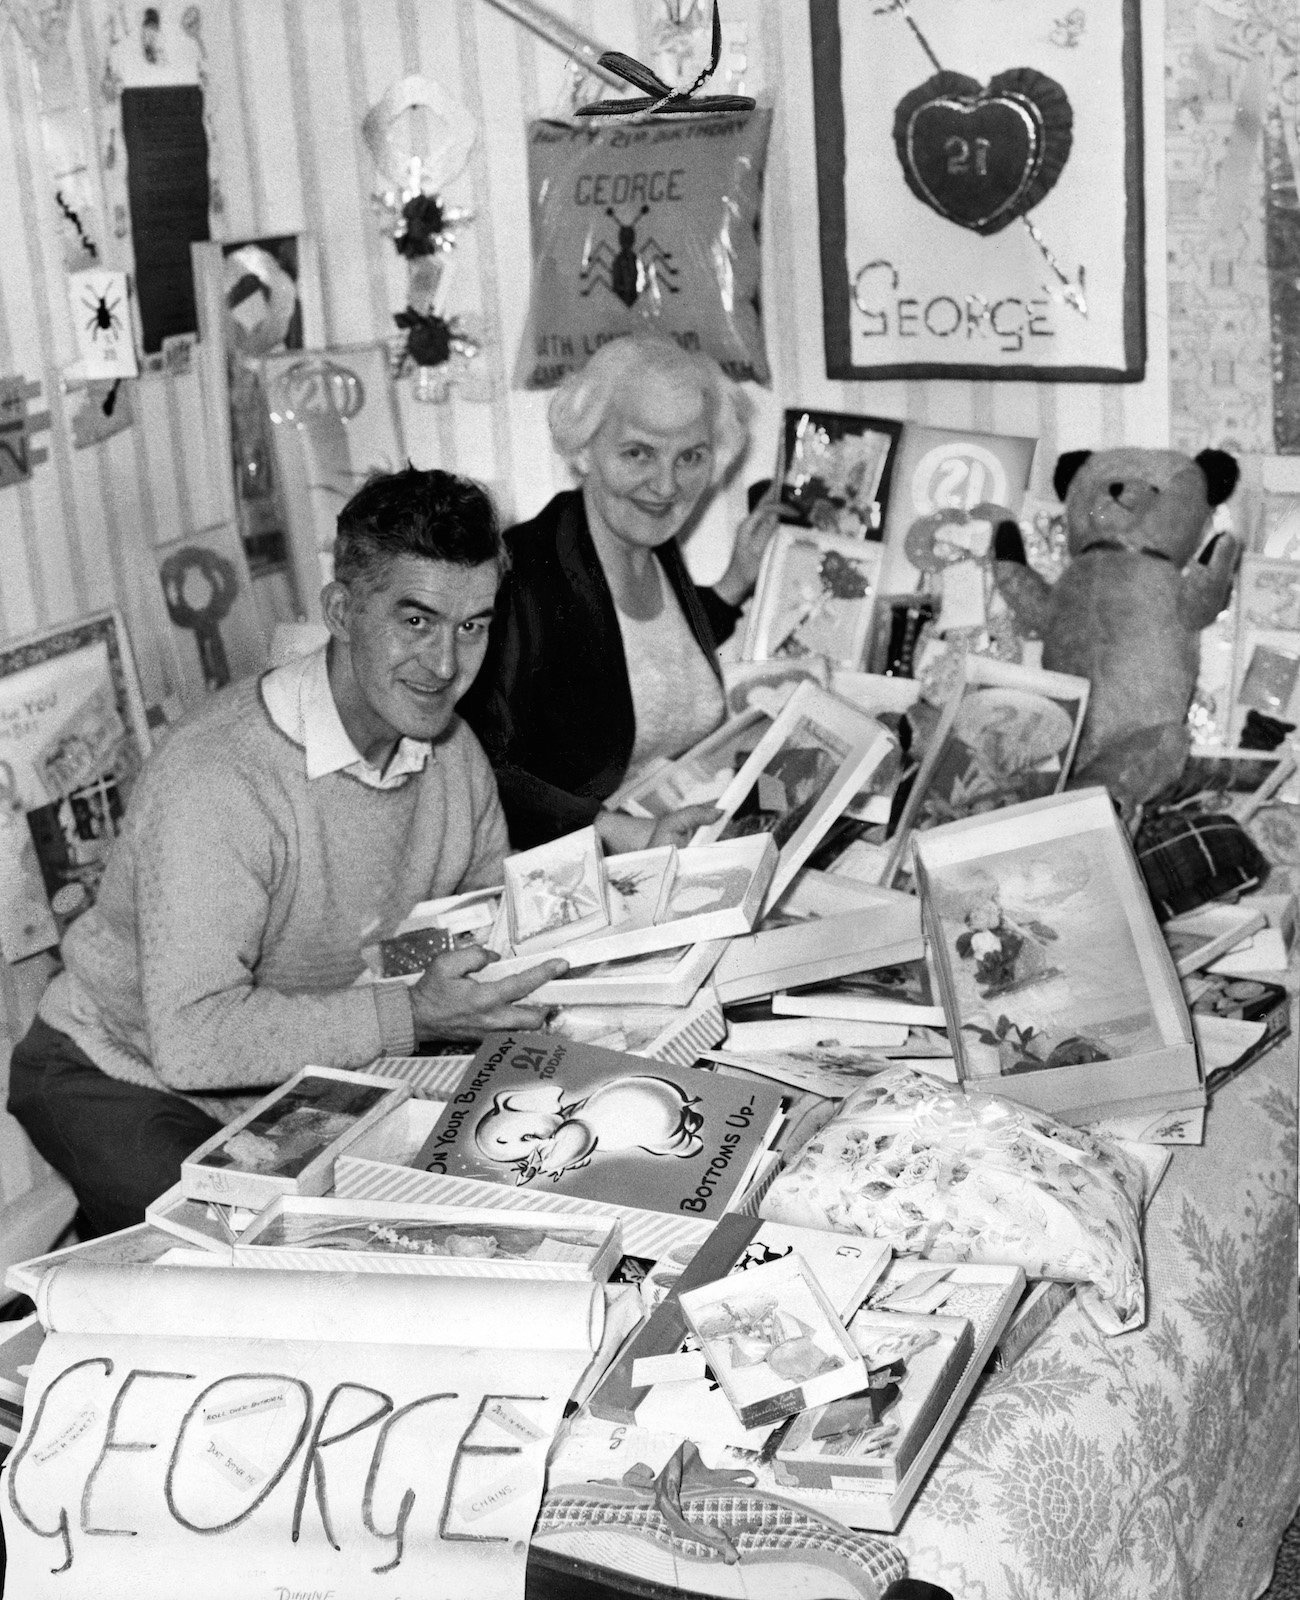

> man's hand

[
  {"left": 647, "top": 802, "right": 722, "bottom": 848},
  {"left": 410, "top": 946, "right": 567, "bottom": 1040}
]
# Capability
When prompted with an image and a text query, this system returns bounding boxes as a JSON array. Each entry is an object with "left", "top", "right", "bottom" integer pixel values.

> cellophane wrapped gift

[{"left": 759, "top": 1068, "right": 1148, "bottom": 1335}]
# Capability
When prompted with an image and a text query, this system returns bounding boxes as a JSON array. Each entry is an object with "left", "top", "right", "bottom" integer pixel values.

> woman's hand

[
  {"left": 410, "top": 946, "right": 567, "bottom": 1039},
  {"left": 714, "top": 481, "right": 782, "bottom": 608},
  {"left": 596, "top": 802, "right": 722, "bottom": 854},
  {"left": 647, "top": 802, "right": 721, "bottom": 848},
  {"left": 595, "top": 809, "right": 655, "bottom": 853}
]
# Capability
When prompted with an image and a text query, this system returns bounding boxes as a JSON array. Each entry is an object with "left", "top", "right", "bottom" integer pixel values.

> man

[{"left": 7, "top": 468, "right": 564, "bottom": 1237}]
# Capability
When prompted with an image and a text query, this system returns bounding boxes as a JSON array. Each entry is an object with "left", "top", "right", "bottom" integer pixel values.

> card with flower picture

[
  {"left": 743, "top": 528, "right": 883, "bottom": 670},
  {"left": 914, "top": 788, "right": 1200, "bottom": 1125},
  {"left": 777, "top": 409, "right": 904, "bottom": 539},
  {"left": 679, "top": 1252, "right": 866, "bottom": 1429}
]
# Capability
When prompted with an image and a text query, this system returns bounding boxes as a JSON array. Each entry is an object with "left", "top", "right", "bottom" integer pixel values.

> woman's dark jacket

[{"left": 457, "top": 490, "right": 741, "bottom": 849}]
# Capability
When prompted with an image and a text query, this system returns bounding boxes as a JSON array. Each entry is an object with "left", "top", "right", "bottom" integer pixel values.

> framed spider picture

[
  {"left": 809, "top": 0, "right": 1145, "bottom": 381},
  {"left": 66, "top": 270, "right": 138, "bottom": 381}
]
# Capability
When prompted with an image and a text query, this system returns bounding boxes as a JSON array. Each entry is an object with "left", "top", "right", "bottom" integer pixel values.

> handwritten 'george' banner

[{"left": 1, "top": 1263, "right": 602, "bottom": 1599}]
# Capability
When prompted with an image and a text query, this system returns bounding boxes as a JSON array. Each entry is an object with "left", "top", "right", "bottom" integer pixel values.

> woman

[{"left": 459, "top": 335, "right": 778, "bottom": 850}]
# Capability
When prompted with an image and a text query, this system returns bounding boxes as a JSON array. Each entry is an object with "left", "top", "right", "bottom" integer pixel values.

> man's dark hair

[{"left": 333, "top": 465, "right": 504, "bottom": 588}]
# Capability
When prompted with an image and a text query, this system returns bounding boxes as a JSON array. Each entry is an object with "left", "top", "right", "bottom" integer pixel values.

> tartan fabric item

[
  {"left": 1134, "top": 810, "right": 1270, "bottom": 920},
  {"left": 536, "top": 1486, "right": 908, "bottom": 1589}
]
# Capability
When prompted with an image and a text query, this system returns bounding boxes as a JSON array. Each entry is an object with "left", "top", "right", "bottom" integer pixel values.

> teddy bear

[{"left": 993, "top": 446, "right": 1240, "bottom": 812}]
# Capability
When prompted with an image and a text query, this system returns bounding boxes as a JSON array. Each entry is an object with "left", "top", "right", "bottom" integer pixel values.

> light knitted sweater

[{"left": 39, "top": 675, "right": 508, "bottom": 1120}]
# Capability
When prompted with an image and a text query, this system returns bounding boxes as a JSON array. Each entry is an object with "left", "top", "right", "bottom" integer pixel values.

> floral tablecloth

[{"left": 896, "top": 1029, "right": 1298, "bottom": 1600}]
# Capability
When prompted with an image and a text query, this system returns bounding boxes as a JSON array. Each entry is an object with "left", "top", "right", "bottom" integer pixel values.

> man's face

[{"left": 323, "top": 554, "right": 499, "bottom": 763}]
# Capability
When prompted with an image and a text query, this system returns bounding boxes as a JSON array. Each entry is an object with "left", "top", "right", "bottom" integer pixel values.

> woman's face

[{"left": 579, "top": 370, "right": 715, "bottom": 550}]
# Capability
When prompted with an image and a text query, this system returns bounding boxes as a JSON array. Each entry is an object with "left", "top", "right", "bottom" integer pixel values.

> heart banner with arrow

[{"left": 809, "top": 0, "right": 1144, "bottom": 383}]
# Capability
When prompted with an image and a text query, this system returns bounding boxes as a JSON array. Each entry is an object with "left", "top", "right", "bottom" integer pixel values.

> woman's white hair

[{"left": 548, "top": 334, "right": 752, "bottom": 486}]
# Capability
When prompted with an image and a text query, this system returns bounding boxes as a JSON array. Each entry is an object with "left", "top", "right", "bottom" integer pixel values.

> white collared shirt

[{"left": 260, "top": 645, "right": 431, "bottom": 790}]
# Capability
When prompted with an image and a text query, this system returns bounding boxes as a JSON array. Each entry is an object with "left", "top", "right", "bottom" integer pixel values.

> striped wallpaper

[{"left": 0, "top": 0, "right": 1187, "bottom": 717}]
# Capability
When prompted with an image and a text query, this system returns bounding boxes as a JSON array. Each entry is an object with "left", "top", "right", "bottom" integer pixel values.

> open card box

[
  {"left": 522, "top": 939, "right": 728, "bottom": 1009},
  {"left": 233, "top": 1195, "right": 622, "bottom": 1281},
  {"left": 146, "top": 1182, "right": 257, "bottom": 1254},
  {"left": 693, "top": 681, "right": 898, "bottom": 913},
  {"left": 608, "top": 707, "right": 773, "bottom": 819},
  {"left": 504, "top": 824, "right": 609, "bottom": 954},
  {"left": 914, "top": 788, "right": 1203, "bottom": 1125},
  {"left": 1163, "top": 902, "right": 1267, "bottom": 978},
  {"left": 679, "top": 1252, "right": 866, "bottom": 1429},
  {"left": 882, "top": 653, "right": 1091, "bottom": 887},
  {"left": 774, "top": 1309, "right": 974, "bottom": 1490},
  {"left": 760, "top": 1260, "right": 1024, "bottom": 1531},
  {"left": 332, "top": 1095, "right": 775, "bottom": 1263},
  {"left": 743, "top": 526, "right": 883, "bottom": 670},
  {"left": 365, "top": 909, "right": 727, "bottom": 1013},
  {"left": 181, "top": 1067, "right": 410, "bottom": 1210},
  {"left": 480, "top": 835, "right": 778, "bottom": 982},
  {"left": 586, "top": 1213, "right": 891, "bottom": 1427},
  {"left": 547, "top": 986, "right": 724, "bottom": 1067},
  {"left": 711, "top": 870, "right": 924, "bottom": 1004}
]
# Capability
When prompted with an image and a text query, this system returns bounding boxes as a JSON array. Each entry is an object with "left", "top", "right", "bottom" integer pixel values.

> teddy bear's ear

[
  {"left": 1195, "top": 448, "right": 1240, "bottom": 507},
  {"left": 1053, "top": 450, "right": 1092, "bottom": 502}
]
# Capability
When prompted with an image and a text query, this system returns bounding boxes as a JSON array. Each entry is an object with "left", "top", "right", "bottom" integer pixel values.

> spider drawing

[
  {"left": 579, "top": 205, "right": 680, "bottom": 309},
  {"left": 1050, "top": 7, "right": 1086, "bottom": 47},
  {"left": 83, "top": 287, "right": 123, "bottom": 343}
]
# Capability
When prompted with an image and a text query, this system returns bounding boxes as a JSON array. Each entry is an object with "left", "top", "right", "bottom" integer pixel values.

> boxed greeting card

[
  {"left": 743, "top": 527, "right": 883, "bottom": 670},
  {"left": 774, "top": 1309, "right": 974, "bottom": 1489},
  {"left": 695, "top": 681, "right": 898, "bottom": 911},
  {"left": 913, "top": 789, "right": 1201, "bottom": 1124},
  {"left": 411, "top": 1034, "right": 783, "bottom": 1221},
  {"left": 882, "top": 653, "right": 1090, "bottom": 885},
  {"left": 234, "top": 1196, "right": 621, "bottom": 1281},
  {"left": 504, "top": 824, "right": 609, "bottom": 953},
  {"left": 181, "top": 1067, "right": 410, "bottom": 1210},
  {"left": 678, "top": 1253, "right": 866, "bottom": 1429},
  {"left": 479, "top": 836, "right": 778, "bottom": 981},
  {"left": 586, "top": 1212, "right": 891, "bottom": 1427},
  {"left": 710, "top": 871, "right": 923, "bottom": 1004}
]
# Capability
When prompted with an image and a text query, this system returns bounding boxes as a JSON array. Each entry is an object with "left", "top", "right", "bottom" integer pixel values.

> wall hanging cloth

[
  {"left": 760, "top": 1066, "right": 1149, "bottom": 1336},
  {"left": 808, "top": 0, "right": 1144, "bottom": 381},
  {"left": 516, "top": 108, "right": 771, "bottom": 388}
]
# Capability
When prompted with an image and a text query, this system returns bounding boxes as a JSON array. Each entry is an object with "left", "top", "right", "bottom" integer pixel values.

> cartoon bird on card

[
  {"left": 475, "top": 1075, "right": 705, "bottom": 1185},
  {"left": 416, "top": 1034, "right": 784, "bottom": 1216}
]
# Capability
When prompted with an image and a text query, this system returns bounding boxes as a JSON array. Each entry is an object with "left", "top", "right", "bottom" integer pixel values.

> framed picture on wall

[
  {"left": 809, "top": 0, "right": 1145, "bottom": 381},
  {"left": 0, "top": 611, "right": 151, "bottom": 958}
]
